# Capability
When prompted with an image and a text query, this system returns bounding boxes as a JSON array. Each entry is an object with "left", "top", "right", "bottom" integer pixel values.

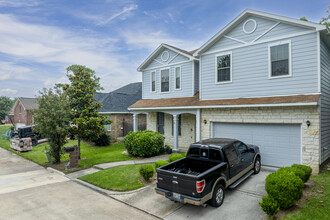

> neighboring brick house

[
  {"left": 9, "top": 97, "right": 38, "bottom": 128},
  {"left": 95, "top": 82, "right": 146, "bottom": 141},
  {"left": 129, "top": 9, "right": 330, "bottom": 173}
]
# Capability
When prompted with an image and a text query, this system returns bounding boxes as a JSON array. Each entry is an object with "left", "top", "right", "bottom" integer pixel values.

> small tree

[
  {"left": 33, "top": 86, "right": 71, "bottom": 163},
  {"left": 61, "top": 65, "right": 110, "bottom": 155},
  {"left": 0, "top": 96, "right": 15, "bottom": 120}
]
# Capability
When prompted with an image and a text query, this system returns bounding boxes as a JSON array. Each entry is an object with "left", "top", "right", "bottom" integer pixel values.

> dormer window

[
  {"left": 269, "top": 41, "right": 291, "bottom": 78},
  {"left": 216, "top": 52, "right": 232, "bottom": 84},
  {"left": 151, "top": 71, "right": 156, "bottom": 92},
  {"left": 175, "top": 66, "right": 181, "bottom": 90},
  {"left": 161, "top": 68, "right": 170, "bottom": 92}
]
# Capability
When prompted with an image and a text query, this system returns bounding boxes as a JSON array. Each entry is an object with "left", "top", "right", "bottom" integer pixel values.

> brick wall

[
  {"left": 201, "top": 106, "right": 321, "bottom": 173},
  {"left": 13, "top": 102, "right": 33, "bottom": 126}
]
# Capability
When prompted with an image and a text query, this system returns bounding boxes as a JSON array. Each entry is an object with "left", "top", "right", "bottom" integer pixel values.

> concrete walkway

[{"left": 66, "top": 154, "right": 170, "bottom": 179}]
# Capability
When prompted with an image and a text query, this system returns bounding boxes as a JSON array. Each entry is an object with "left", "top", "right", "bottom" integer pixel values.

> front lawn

[
  {"left": 79, "top": 164, "right": 155, "bottom": 191},
  {"left": 282, "top": 170, "right": 330, "bottom": 220},
  {"left": 0, "top": 125, "right": 133, "bottom": 172}
]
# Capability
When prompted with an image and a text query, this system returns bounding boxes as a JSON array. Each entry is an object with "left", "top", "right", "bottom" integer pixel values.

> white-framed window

[
  {"left": 174, "top": 66, "right": 181, "bottom": 90},
  {"left": 215, "top": 52, "right": 232, "bottom": 84},
  {"left": 160, "top": 68, "right": 170, "bottom": 93},
  {"left": 104, "top": 115, "right": 111, "bottom": 131},
  {"left": 151, "top": 71, "right": 156, "bottom": 92},
  {"left": 268, "top": 40, "right": 291, "bottom": 79}
]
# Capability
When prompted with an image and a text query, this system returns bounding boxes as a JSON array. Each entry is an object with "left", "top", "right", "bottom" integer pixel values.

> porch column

[
  {"left": 196, "top": 109, "right": 201, "bottom": 142},
  {"left": 133, "top": 113, "right": 138, "bottom": 132},
  {"left": 173, "top": 114, "right": 179, "bottom": 151}
]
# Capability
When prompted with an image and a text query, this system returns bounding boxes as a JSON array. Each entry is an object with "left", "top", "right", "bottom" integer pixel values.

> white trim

[
  {"left": 243, "top": 19, "right": 257, "bottom": 34},
  {"left": 268, "top": 40, "right": 292, "bottom": 79},
  {"left": 194, "top": 9, "right": 326, "bottom": 56},
  {"left": 174, "top": 66, "right": 182, "bottom": 90},
  {"left": 143, "top": 60, "right": 193, "bottom": 71},
  {"left": 153, "top": 58, "right": 164, "bottom": 65},
  {"left": 160, "top": 67, "right": 170, "bottom": 93},
  {"left": 161, "top": 50, "right": 170, "bottom": 62},
  {"left": 203, "top": 30, "right": 316, "bottom": 56},
  {"left": 151, "top": 71, "right": 156, "bottom": 92},
  {"left": 99, "top": 112, "right": 133, "bottom": 114},
  {"left": 223, "top": 35, "right": 248, "bottom": 44},
  {"left": 168, "top": 53, "right": 179, "bottom": 64},
  {"left": 317, "top": 31, "right": 321, "bottom": 93},
  {"left": 163, "top": 44, "right": 195, "bottom": 60},
  {"left": 215, "top": 51, "right": 233, "bottom": 84},
  {"left": 129, "top": 101, "right": 318, "bottom": 111},
  {"left": 252, "top": 22, "right": 280, "bottom": 43},
  {"left": 199, "top": 57, "right": 202, "bottom": 99},
  {"left": 300, "top": 123, "right": 303, "bottom": 165},
  {"left": 192, "top": 61, "right": 195, "bottom": 96}
]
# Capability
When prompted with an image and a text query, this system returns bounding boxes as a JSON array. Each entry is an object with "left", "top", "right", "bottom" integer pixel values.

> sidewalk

[{"left": 66, "top": 154, "right": 170, "bottom": 179}]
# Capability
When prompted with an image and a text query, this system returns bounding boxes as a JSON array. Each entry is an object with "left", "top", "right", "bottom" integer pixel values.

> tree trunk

[{"left": 78, "top": 137, "right": 81, "bottom": 160}]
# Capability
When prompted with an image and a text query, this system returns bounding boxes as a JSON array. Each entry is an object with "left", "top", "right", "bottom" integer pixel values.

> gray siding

[
  {"left": 145, "top": 48, "right": 189, "bottom": 69},
  {"left": 200, "top": 33, "right": 319, "bottom": 100},
  {"left": 320, "top": 38, "right": 330, "bottom": 163},
  {"left": 194, "top": 61, "right": 199, "bottom": 94},
  {"left": 142, "top": 61, "right": 193, "bottom": 99},
  {"left": 259, "top": 22, "right": 311, "bottom": 41}
]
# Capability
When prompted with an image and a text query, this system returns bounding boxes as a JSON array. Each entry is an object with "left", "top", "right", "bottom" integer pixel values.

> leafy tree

[
  {"left": 0, "top": 96, "right": 14, "bottom": 120},
  {"left": 299, "top": 16, "right": 308, "bottom": 21},
  {"left": 33, "top": 86, "right": 71, "bottom": 163},
  {"left": 61, "top": 65, "right": 110, "bottom": 155},
  {"left": 320, "top": 6, "right": 330, "bottom": 33}
]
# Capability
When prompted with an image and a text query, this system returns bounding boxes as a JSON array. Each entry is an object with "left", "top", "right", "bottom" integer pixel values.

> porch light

[
  {"left": 204, "top": 120, "right": 207, "bottom": 124},
  {"left": 306, "top": 120, "right": 311, "bottom": 127}
]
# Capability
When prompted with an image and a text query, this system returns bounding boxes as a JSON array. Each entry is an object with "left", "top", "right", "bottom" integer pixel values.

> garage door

[{"left": 212, "top": 123, "right": 301, "bottom": 167}]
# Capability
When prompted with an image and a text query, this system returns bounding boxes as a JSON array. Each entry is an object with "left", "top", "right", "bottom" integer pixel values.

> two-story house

[{"left": 129, "top": 9, "right": 330, "bottom": 173}]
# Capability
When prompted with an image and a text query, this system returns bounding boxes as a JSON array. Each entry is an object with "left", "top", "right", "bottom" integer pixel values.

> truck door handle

[
  {"left": 230, "top": 164, "right": 234, "bottom": 167},
  {"left": 241, "top": 158, "right": 245, "bottom": 161},
  {"left": 172, "top": 180, "right": 178, "bottom": 184}
]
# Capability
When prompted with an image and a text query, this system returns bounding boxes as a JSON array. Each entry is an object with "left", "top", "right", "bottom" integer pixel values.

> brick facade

[
  {"left": 13, "top": 102, "right": 33, "bottom": 127},
  {"left": 201, "top": 106, "right": 320, "bottom": 173}
]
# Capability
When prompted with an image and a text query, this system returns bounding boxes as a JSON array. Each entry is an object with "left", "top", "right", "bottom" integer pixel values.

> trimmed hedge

[
  {"left": 123, "top": 130, "right": 165, "bottom": 157},
  {"left": 259, "top": 195, "right": 280, "bottom": 216},
  {"left": 155, "top": 160, "right": 169, "bottom": 169},
  {"left": 277, "top": 167, "right": 305, "bottom": 183},
  {"left": 169, "top": 153, "right": 186, "bottom": 163},
  {"left": 139, "top": 164, "right": 154, "bottom": 181},
  {"left": 265, "top": 171, "right": 304, "bottom": 209},
  {"left": 291, "top": 164, "right": 312, "bottom": 183},
  {"left": 93, "top": 133, "right": 111, "bottom": 146}
]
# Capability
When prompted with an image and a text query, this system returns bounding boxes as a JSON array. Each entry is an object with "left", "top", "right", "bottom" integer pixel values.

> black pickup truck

[{"left": 155, "top": 138, "right": 261, "bottom": 207}]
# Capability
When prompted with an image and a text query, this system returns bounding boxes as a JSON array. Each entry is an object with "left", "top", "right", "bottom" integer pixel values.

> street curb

[
  {"left": 46, "top": 167, "right": 66, "bottom": 176},
  {"left": 73, "top": 179, "right": 161, "bottom": 220}
]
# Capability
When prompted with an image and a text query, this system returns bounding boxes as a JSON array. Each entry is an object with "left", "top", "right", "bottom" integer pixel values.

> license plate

[{"left": 173, "top": 192, "right": 181, "bottom": 200}]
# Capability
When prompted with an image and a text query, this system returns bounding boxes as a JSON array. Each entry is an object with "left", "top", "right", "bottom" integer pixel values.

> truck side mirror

[{"left": 249, "top": 148, "right": 255, "bottom": 153}]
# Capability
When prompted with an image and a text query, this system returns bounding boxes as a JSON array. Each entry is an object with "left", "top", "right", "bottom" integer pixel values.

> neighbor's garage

[{"left": 212, "top": 123, "right": 301, "bottom": 167}]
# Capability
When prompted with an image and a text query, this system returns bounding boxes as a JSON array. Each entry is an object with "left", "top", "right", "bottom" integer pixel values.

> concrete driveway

[
  {"left": 0, "top": 148, "right": 157, "bottom": 220},
  {"left": 112, "top": 170, "right": 269, "bottom": 220}
]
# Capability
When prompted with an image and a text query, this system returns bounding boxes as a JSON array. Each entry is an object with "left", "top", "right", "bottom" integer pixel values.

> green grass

[
  {"left": 282, "top": 170, "right": 330, "bottom": 220},
  {"left": 79, "top": 164, "right": 155, "bottom": 191},
  {"left": 0, "top": 125, "right": 133, "bottom": 170}
]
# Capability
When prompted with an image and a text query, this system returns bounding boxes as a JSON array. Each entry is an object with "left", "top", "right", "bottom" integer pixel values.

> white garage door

[{"left": 212, "top": 123, "right": 301, "bottom": 167}]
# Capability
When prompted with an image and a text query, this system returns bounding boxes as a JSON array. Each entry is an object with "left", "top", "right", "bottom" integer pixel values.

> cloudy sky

[{"left": 0, "top": 0, "right": 328, "bottom": 98}]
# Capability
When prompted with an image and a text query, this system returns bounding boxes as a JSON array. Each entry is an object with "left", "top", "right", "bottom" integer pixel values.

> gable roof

[
  {"left": 194, "top": 9, "right": 327, "bottom": 56},
  {"left": 95, "top": 82, "right": 142, "bottom": 113},
  {"left": 137, "top": 43, "right": 197, "bottom": 71},
  {"left": 13, "top": 97, "right": 39, "bottom": 111}
]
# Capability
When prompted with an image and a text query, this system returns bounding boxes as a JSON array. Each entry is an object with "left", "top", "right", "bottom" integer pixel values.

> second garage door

[{"left": 212, "top": 123, "right": 301, "bottom": 167}]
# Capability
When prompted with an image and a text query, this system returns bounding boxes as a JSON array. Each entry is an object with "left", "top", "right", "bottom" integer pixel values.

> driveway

[
  {"left": 112, "top": 170, "right": 269, "bottom": 219},
  {"left": 0, "top": 148, "right": 157, "bottom": 220}
]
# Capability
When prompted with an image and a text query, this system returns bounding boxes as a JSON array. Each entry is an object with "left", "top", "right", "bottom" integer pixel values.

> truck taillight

[
  {"left": 196, "top": 180, "right": 205, "bottom": 193},
  {"left": 156, "top": 172, "right": 158, "bottom": 183}
]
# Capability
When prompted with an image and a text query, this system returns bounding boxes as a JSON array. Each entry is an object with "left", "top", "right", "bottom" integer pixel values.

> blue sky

[{"left": 0, "top": 0, "right": 328, "bottom": 98}]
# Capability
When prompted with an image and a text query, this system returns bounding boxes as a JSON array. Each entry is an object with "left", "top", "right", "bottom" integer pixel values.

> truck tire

[
  {"left": 31, "top": 138, "right": 38, "bottom": 146},
  {"left": 210, "top": 184, "right": 225, "bottom": 207},
  {"left": 253, "top": 157, "right": 261, "bottom": 174}
]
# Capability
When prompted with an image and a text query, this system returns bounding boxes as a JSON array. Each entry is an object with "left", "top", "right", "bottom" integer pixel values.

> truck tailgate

[{"left": 157, "top": 170, "right": 198, "bottom": 197}]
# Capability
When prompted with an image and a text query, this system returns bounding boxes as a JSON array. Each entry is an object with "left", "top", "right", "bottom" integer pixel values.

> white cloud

[
  {"left": 100, "top": 4, "right": 138, "bottom": 25},
  {"left": 0, "top": 88, "right": 18, "bottom": 95},
  {"left": 0, "top": 61, "right": 32, "bottom": 80},
  {"left": 0, "top": 0, "right": 38, "bottom": 7}
]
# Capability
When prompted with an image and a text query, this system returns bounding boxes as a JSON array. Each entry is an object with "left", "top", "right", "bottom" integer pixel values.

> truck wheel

[
  {"left": 210, "top": 184, "right": 225, "bottom": 207},
  {"left": 32, "top": 138, "right": 38, "bottom": 146},
  {"left": 253, "top": 157, "right": 261, "bottom": 174}
]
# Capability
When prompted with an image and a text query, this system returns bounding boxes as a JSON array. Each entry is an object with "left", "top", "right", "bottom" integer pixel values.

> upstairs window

[
  {"left": 161, "top": 69, "right": 170, "bottom": 92},
  {"left": 216, "top": 53, "right": 232, "bottom": 83},
  {"left": 151, "top": 71, "right": 156, "bottom": 92},
  {"left": 175, "top": 66, "right": 181, "bottom": 90},
  {"left": 269, "top": 41, "right": 291, "bottom": 78}
]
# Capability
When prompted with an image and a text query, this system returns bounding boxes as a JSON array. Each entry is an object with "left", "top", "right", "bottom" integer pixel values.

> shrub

[
  {"left": 123, "top": 130, "right": 165, "bottom": 157},
  {"left": 259, "top": 195, "right": 280, "bottom": 216},
  {"left": 93, "top": 133, "right": 111, "bottom": 146},
  {"left": 139, "top": 164, "right": 154, "bottom": 181},
  {"left": 168, "top": 153, "right": 186, "bottom": 163},
  {"left": 155, "top": 160, "right": 169, "bottom": 169},
  {"left": 265, "top": 171, "right": 304, "bottom": 209},
  {"left": 277, "top": 167, "right": 305, "bottom": 183},
  {"left": 291, "top": 164, "right": 312, "bottom": 183}
]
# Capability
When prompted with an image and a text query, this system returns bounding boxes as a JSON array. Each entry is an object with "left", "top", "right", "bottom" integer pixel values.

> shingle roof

[
  {"left": 19, "top": 97, "right": 38, "bottom": 110},
  {"left": 95, "top": 82, "right": 142, "bottom": 113},
  {"left": 129, "top": 93, "right": 320, "bottom": 109},
  {"left": 164, "top": 44, "right": 198, "bottom": 56}
]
